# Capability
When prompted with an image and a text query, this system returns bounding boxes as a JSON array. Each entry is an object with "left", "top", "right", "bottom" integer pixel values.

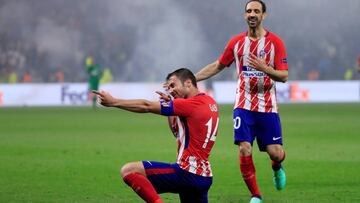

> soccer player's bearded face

[
  {"left": 244, "top": 2, "right": 265, "bottom": 29},
  {"left": 166, "top": 76, "right": 187, "bottom": 99}
]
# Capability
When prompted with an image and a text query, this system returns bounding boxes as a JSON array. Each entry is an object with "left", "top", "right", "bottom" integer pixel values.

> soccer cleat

[
  {"left": 273, "top": 167, "right": 286, "bottom": 191},
  {"left": 249, "top": 196, "right": 262, "bottom": 203}
]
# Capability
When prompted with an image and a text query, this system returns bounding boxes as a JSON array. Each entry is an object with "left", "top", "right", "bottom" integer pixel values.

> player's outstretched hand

[
  {"left": 92, "top": 90, "right": 115, "bottom": 107},
  {"left": 156, "top": 91, "right": 172, "bottom": 102}
]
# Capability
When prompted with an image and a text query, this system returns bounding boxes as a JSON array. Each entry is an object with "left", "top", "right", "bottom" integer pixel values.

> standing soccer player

[
  {"left": 93, "top": 68, "right": 219, "bottom": 203},
  {"left": 85, "top": 56, "right": 102, "bottom": 109},
  {"left": 195, "top": 1, "right": 287, "bottom": 202}
]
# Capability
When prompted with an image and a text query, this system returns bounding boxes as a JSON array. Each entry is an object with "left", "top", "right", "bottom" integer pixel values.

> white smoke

[
  {"left": 103, "top": 0, "right": 211, "bottom": 81},
  {"left": 34, "top": 18, "right": 83, "bottom": 68},
  {"left": 1, "top": 0, "right": 359, "bottom": 81}
]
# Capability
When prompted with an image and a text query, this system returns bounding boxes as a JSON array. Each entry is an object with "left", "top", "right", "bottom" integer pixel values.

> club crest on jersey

[{"left": 259, "top": 50, "right": 267, "bottom": 59}]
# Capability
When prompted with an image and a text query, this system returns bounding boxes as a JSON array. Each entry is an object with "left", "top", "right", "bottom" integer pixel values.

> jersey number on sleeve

[{"left": 202, "top": 117, "right": 219, "bottom": 148}]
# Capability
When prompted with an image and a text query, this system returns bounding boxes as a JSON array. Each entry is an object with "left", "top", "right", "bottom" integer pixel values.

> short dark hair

[
  {"left": 245, "top": 0, "right": 266, "bottom": 13},
  {"left": 166, "top": 68, "right": 197, "bottom": 88}
]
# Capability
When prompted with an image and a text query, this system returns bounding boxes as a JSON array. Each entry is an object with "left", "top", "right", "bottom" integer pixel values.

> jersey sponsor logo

[
  {"left": 272, "top": 136, "right": 282, "bottom": 141},
  {"left": 241, "top": 66, "right": 266, "bottom": 78},
  {"left": 281, "top": 58, "right": 288, "bottom": 64}
]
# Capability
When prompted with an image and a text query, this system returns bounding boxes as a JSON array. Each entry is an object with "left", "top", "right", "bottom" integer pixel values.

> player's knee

[
  {"left": 120, "top": 162, "right": 145, "bottom": 178},
  {"left": 267, "top": 145, "right": 284, "bottom": 161},
  {"left": 239, "top": 142, "right": 252, "bottom": 156},
  {"left": 120, "top": 163, "right": 134, "bottom": 178}
]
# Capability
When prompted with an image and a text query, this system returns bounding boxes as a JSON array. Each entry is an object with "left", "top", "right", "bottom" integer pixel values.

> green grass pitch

[{"left": 0, "top": 103, "right": 360, "bottom": 202}]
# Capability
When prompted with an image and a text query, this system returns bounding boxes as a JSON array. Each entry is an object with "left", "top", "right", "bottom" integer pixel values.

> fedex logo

[
  {"left": 277, "top": 83, "right": 309, "bottom": 102},
  {"left": 289, "top": 83, "right": 309, "bottom": 102},
  {"left": 61, "top": 85, "right": 90, "bottom": 105}
]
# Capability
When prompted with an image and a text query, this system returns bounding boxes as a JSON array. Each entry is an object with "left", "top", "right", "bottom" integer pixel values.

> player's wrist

[{"left": 262, "top": 65, "right": 272, "bottom": 74}]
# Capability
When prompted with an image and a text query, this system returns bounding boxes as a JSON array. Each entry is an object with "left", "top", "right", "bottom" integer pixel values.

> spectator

[
  {"left": 22, "top": 70, "right": 32, "bottom": 83},
  {"left": 307, "top": 70, "right": 320, "bottom": 80},
  {"left": 100, "top": 68, "right": 113, "bottom": 84},
  {"left": 54, "top": 69, "right": 64, "bottom": 83},
  {"left": 8, "top": 69, "right": 18, "bottom": 83},
  {"left": 344, "top": 68, "right": 353, "bottom": 80}
]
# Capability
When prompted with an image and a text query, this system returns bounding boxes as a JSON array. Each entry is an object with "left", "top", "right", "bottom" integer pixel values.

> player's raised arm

[
  {"left": 195, "top": 60, "right": 226, "bottom": 82},
  {"left": 92, "top": 90, "right": 161, "bottom": 114}
]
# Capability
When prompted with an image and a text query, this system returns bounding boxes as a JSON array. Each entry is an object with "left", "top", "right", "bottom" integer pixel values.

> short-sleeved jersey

[
  {"left": 218, "top": 31, "right": 288, "bottom": 113},
  {"left": 160, "top": 93, "right": 219, "bottom": 177}
]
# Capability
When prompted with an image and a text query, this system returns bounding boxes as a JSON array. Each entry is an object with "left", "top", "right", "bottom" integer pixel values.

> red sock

[
  {"left": 272, "top": 151, "right": 286, "bottom": 171},
  {"left": 240, "top": 155, "right": 261, "bottom": 197},
  {"left": 123, "top": 173, "right": 163, "bottom": 203}
]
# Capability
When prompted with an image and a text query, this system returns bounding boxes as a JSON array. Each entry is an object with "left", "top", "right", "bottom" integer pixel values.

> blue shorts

[
  {"left": 233, "top": 108, "right": 283, "bottom": 151},
  {"left": 142, "top": 161, "right": 212, "bottom": 203}
]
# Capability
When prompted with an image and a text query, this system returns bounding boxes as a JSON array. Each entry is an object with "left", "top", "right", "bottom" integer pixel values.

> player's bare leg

[
  {"left": 239, "top": 142, "right": 262, "bottom": 202},
  {"left": 121, "top": 162, "right": 163, "bottom": 203},
  {"left": 266, "top": 144, "right": 286, "bottom": 191}
]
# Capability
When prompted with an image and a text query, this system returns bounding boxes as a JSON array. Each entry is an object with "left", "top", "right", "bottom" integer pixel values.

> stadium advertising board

[
  {"left": 0, "top": 83, "right": 162, "bottom": 107},
  {"left": 0, "top": 81, "right": 359, "bottom": 107},
  {"left": 213, "top": 81, "right": 360, "bottom": 103}
]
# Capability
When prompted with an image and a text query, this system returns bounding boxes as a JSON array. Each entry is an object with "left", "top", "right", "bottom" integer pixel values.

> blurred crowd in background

[{"left": 0, "top": 0, "right": 360, "bottom": 83}]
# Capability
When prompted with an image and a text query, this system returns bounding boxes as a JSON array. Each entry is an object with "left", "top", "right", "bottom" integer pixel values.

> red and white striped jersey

[
  {"left": 160, "top": 93, "right": 219, "bottom": 177},
  {"left": 218, "top": 31, "right": 288, "bottom": 113}
]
